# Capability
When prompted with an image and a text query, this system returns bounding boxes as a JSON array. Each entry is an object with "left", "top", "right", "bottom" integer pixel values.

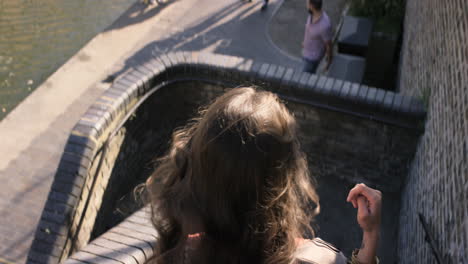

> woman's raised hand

[
  {"left": 346, "top": 183, "right": 382, "bottom": 234},
  {"left": 347, "top": 183, "right": 382, "bottom": 264}
]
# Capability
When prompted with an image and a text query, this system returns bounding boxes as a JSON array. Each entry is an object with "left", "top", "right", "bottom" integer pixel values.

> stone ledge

[{"left": 63, "top": 207, "right": 155, "bottom": 264}]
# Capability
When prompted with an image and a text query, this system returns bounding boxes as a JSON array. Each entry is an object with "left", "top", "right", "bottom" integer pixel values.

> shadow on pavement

[
  {"left": 107, "top": 0, "right": 300, "bottom": 81},
  {"left": 105, "top": 0, "right": 180, "bottom": 31}
]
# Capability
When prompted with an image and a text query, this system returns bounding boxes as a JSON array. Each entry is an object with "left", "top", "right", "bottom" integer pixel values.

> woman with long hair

[{"left": 146, "top": 87, "right": 381, "bottom": 264}]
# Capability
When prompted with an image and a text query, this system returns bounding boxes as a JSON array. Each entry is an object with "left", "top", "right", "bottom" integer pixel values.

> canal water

[{"left": 0, "top": 0, "right": 135, "bottom": 120}]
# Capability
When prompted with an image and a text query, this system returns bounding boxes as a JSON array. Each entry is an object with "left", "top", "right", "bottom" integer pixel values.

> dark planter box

[
  {"left": 328, "top": 53, "right": 366, "bottom": 83},
  {"left": 338, "top": 16, "right": 374, "bottom": 57}
]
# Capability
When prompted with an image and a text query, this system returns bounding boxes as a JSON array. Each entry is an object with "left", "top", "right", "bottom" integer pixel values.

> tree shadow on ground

[
  {"left": 104, "top": 0, "right": 180, "bottom": 32},
  {"left": 107, "top": 0, "right": 300, "bottom": 81}
]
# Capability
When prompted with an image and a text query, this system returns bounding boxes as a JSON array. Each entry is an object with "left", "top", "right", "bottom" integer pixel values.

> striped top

[{"left": 295, "top": 237, "right": 347, "bottom": 264}]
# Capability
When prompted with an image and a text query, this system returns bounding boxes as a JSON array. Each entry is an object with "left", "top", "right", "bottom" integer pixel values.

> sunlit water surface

[{"left": 0, "top": 0, "right": 135, "bottom": 120}]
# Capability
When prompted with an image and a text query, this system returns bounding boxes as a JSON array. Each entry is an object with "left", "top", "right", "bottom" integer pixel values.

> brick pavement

[{"left": 0, "top": 0, "right": 303, "bottom": 262}]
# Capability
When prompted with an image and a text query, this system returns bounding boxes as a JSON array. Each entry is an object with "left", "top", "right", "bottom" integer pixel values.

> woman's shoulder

[{"left": 295, "top": 238, "right": 347, "bottom": 264}]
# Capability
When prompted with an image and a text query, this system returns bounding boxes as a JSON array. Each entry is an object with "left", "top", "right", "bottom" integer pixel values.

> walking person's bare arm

[
  {"left": 347, "top": 183, "right": 382, "bottom": 264},
  {"left": 325, "top": 40, "right": 333, "bottom": 70}
]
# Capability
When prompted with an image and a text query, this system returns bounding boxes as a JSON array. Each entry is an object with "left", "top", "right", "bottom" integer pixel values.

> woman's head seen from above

[{"left": 146, "top": 87, "right": 319, "bottom": 264}]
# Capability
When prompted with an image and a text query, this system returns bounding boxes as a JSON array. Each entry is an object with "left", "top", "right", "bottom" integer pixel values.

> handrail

[{"left": 418, "top": 213, "right": 443, "bottom": 264}]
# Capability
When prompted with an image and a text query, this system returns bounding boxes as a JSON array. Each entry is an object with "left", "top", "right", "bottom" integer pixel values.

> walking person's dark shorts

[{"left": 303, "top": 58, "right": 320, "bottom": 74}]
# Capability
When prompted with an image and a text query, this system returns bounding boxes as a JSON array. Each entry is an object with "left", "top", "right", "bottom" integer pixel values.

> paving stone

[
  {"left": 43, "top": 200, "right": 73, "bottom": 217},
  {"left": 266, "top": 64, "right": 277, "bottom": 80},
  {"left": 357, "top": 85, "right": 369, "bottom": 103},
  {"left": 383, "top": 91, "right": 395, "bottom": 109},
  {"left": 281, "top": 68, "right": 294, "bottom": 86},
  {"left": 323, "top": 77, "right": 334, "bottom": 95},
  {"left": 340, "top": 81, "right": 352, "bottom": 97},
  {"left": 250, "top": 61, "right": 263, "bottom": 81},
  {"left": 348, "top": 83, "right": 360, "bottom": 101},
  {"left": 258, "top": 63, "right": 270, "bottom": 80},
  {"left": 101, "top": 233, "right": 153, "bottom": 259},
  {"left": 307, "top": 74, "right": 319, "bottom": 89},
  {"left": 366, "top": 87, "right": 378, "bottom": 106},
  {"left": 46, "top": 186, "right": 79, "bottom": 205},
  {"left": 41, "top": 209, "right": 69, "bottom": 226},
  {"left": 375, "top": 88, "right": 386, "bottom": 105},
  {"left": 299, "top": 72, "right": 310, "bottom": 88},
  {"left": 91, "top": 238, "right": 145, "bottom": 263},
  {"left": 290, "top": 70, "right": 302, "bottom": 86},
  {"left": 56, "top": 161, "right": 87, "bottom": 180},
  {"left": 110, "top": 227, "right": 156, "bottom": 248},
  {"left": 118, "top": 222, "right": 158, "bottom": 238},
  {"left": 331, "top": 79, "right": 344, "bottom": 96},
  {"left": 71, "top": 251, "right": 123, "bottom": 264},
  {"left": 81, "top": 244, "right": 137, "bottom": 264},
  {"left": 400, "top": 95, "right": 413, "bottom": 113},
  {"left": 274, "top": 66, "right": 286, "bottom": 81},
  {"left": 315, "top": 76, "right": 327, "bottom": 92},
  {"left": 28, "top": 251, "right": 59, "bottom": 264},
  {"left": 30, "top": 241, "right": 62, "bottom": 258},
  {"left": 392, "top": 94, "right": 405, "bottom": 112},
  {"left": 34, "top": 228, "right": 67, "bottom": 244},
  {"left": 63, "top": 259, "right": 89, "bottom": 264}
]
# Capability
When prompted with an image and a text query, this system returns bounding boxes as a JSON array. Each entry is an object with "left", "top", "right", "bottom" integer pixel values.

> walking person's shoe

[{"left": 260, "top": 1, "right": 268, "bottom": 11}]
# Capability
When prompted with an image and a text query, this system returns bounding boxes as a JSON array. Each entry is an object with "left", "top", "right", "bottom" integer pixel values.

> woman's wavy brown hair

[{"left": 146, "top": 87, "right": 320, "bottom": 264}]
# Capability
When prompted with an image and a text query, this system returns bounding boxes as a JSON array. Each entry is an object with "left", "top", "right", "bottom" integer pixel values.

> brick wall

[{"left": 397, "top": 0, "right": 468, "bottom": 263}]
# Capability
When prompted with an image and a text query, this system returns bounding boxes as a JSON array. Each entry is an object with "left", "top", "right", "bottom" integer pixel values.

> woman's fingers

[
  {"left": 347, "top": 183, "right": 368, "bottom": 201},
  {"left": 347, "top": 184, "right": 362, "bottom": 202},
  {"left": 357, "top": 195, "right": 369, "bottom": 218},
  {"left": 347, "top": 183, "right": 381, "bottom": 207},
  {"left": 347, "top": 183, "right": 382, "bottom": 233}
]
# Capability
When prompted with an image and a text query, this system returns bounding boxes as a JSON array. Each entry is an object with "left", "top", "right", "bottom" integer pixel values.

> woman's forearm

[
  {"left": 326, "top": 43, "right": 332, "bottom": 60},
  {"left": 346, "top": 184, "right": 382, "bottom": 263},
  {"left": 356, "top": 230, "right": 379, "bottom": 264}
]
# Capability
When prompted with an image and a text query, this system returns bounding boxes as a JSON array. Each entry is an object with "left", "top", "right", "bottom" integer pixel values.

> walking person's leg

[
  {"left": 303, "top": 58, "right": 319, "bottom": 74},
  {"left": 261, "top": 0, "right": 269, "bottom": 11}
]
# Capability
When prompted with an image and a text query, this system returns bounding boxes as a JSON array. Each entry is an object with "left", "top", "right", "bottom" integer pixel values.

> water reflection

[{"left": 0, "top": 0, "right": 134, "bottom": 120}]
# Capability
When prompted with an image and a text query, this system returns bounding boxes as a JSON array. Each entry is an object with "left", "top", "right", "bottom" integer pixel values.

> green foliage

[
  {"left": 350, "top": 0, "right": 405, "bottom": 19},
  {"left": 350, "top": 0, "right": 406, "bottom": 34}
]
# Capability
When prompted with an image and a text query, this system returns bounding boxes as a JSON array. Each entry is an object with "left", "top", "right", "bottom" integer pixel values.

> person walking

[
  {"left": 261, "top": 0, "right": 269, "bottom": 11},
  {"left": 302, "top": 0, "right": 333, "bottom": 73},
  {"left": 242, "top": 0, "right": 268, "bottom": 11}
]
